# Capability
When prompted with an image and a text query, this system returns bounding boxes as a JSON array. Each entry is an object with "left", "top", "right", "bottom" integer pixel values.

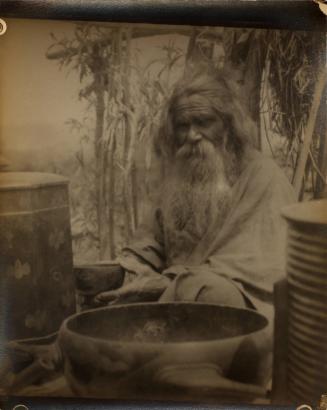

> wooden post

[{"left": 293, "top": 69, "right": 326, "bottom": 198}]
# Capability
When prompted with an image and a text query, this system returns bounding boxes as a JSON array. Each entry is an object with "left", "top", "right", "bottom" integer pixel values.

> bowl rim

[{"left": 58, "top": 301, "right": 268, "bottom": 347}]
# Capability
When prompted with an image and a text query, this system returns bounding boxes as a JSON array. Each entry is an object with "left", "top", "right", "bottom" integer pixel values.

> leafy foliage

[
  {"left": 47, "top": 24, "right": 184, "bottom": 262},
  {"left": 47, "top": 24, "right": 324, "bottom": 262}
]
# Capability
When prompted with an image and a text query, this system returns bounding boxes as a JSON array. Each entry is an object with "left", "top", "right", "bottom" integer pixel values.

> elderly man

[
  {"left": 95, "top": 71, "right": 296, "bottom": 386},
  {"left": 97, "top": 73, "right": 296, "bottom": 385},
  {"left": 96, "top": 71, "right": 295, "bottom": 310}
]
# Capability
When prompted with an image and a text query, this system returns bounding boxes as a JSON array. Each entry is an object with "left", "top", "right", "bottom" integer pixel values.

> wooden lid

[
  {"left": 0, "top": 172, "right": 69, "bottom": 191},
  {"left": 282, "top": 199, "right": 327, "bottom": 226}
]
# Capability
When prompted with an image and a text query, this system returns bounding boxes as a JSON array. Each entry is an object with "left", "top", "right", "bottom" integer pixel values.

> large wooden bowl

[{"left": 58, "top": 302, "right": 268, "bottom": 401}]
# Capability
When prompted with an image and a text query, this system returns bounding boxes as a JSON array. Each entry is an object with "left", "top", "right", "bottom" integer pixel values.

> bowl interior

[{"left": 65, "top": 303, "right": 267, "bottom": 344}]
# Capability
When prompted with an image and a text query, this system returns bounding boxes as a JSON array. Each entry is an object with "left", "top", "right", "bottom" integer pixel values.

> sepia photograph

[{"left": 0, "top": 15, "right": 326, "bottom": 407}]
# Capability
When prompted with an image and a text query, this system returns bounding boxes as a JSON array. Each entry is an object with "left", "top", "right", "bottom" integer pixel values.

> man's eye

[
  {"left": 176, "top": 123, "right": 188, "bottom": 132},
  {"left": 196, "top": 117, "right": 213, "bottom": 127},
  {"left": 195, "top": 119, "right": 205, "bottom": 127}
]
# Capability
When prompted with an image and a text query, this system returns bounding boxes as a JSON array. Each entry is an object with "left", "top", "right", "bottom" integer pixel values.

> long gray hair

[{"left": 154, "top": 70, "right": 256, "bottom": 160}]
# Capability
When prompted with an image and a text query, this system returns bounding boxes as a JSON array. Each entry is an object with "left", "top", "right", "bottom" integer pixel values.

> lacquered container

[{"left": 0, "top": 172, "right": 76, "bottom": 340}]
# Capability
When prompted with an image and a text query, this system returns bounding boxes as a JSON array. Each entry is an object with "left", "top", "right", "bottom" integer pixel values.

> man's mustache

[{"left": 175, "top": 139, "right": 216, "bottom": 159}]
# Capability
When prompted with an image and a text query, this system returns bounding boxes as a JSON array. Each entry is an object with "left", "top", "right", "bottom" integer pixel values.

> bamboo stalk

[
  {"left": 315, "top": 85, "right": 327, "bottom": 198},
  {"left": 94, "top": 74, "right": 107, "bottom": 259},
  {"left": 316, "top": 126, "right": 327, "bottom": 198},
  {"left": 108, "top": 131, "right": 116, "bottom": 259},
  {"left": 293, "top": 69, "right": 326, "bottom": 199}
]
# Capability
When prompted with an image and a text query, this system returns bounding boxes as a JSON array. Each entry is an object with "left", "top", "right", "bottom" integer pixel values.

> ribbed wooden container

[
  {"left": 283, "top": 200, "right": 327, "bottom": 404},
  {"left": 0, "top": 172, "right": 76, "bottom": 340}
]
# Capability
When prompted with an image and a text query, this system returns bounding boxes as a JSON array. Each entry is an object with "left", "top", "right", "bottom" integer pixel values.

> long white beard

[{"left": 161, "top": 140, "right": 233, "bottom": 264}]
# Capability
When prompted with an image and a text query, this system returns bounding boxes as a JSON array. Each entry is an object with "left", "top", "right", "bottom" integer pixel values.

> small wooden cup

[{"left": 74, "top": 262, "right": 124, "bottom": 310}]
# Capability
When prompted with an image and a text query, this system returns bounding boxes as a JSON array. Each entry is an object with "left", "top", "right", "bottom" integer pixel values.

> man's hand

[
  {"left": 162, "top": 265, "right": 190, "bottom": 278},
  {"left": 94, "top": 269, "right": 171, "bottom": 306}
]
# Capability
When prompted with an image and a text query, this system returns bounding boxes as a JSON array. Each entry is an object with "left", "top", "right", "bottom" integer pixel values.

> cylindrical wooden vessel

[
  {"left": 283, "top": 200, "right": 327, "bottom": 405},
  {"left": 0, "top": 172, "right": 76, "bottom": 340}
]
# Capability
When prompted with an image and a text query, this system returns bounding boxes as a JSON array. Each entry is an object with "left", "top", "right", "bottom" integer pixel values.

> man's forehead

[{"left": 173, "top": 94, "right": 216, "bottom": 118}]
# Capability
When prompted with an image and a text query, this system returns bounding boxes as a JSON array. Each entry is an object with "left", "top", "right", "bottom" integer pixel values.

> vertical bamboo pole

[
  {"left": 293, "top": 69, "right": 326, "bottom": 198},
  {"left": 108, "top": 131, "right": 116, "bottom": 259},
  {"left": 93, "top": 46, "right": 107, "bottom": 259},
  {"left": 121, "top": 28, "right": 136, "bottom": 239}
]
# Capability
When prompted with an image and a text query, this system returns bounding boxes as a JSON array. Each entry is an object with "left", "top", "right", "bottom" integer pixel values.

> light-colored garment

[
  {"left": 120, "top": 150, "right": 296, "bottom": 386},
  {"left": 122, "top": 149, "right": 296, "bottom": 306}
]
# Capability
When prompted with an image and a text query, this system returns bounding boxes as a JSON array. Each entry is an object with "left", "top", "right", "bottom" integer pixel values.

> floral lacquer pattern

[{"left": 0, "top": 183, "right": 76, "bottom": 340}]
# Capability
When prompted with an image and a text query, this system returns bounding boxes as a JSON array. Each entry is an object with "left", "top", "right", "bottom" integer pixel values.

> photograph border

[
  {"left": 0, "top": 0, "right": 325, "bottom": 31},
  {"left": 0, "top": 1, "right": 325, "bottom": 409}
]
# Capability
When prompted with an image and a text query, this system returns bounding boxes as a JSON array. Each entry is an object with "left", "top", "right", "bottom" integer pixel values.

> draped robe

[
  {"left": 121, "top": 149, "right": 296, "bottom": 308},
  {"left": 119, "top": 149, "right": 296, "bottom": 386}
]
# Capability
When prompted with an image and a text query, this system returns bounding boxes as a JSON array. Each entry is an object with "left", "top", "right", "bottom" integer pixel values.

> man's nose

[{"left": 188, "top": 126, "right": 202, "bottom": 144}]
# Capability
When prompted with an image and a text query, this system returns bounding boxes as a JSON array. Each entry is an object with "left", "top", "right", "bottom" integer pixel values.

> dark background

[
  {"left": 0, "top": 1, "right": 325, "bottom": 409},
  {"left": 0, "top": 0, "right": 325, "bottom": 31}
]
